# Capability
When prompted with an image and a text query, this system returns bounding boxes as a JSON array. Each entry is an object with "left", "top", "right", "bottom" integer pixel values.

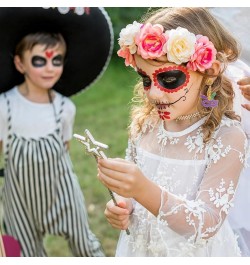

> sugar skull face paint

[
  {"left": 153, "top": 65, "right": 190, "bottom": 93},
  {"left": 134, "top": 54, "right": 203, "bottom": 121},
  {"left": 45, "top": 50, "right": 54, "bottom": 58},
  {"left": 31, "top": 54, "right": 64, "bottom": 68},
  {"left": 18, "top": 44, "right": 65, "bottom": 91},
  {"left": 158, "top": 110, "right": 170, "bottom": 120},
  {"left": 153, "top": 86, "right": 190, "bottom": 108},
  {"left": 137, "top": 65, "right": 189, "bottom": 93},
  {"left": 137, "top": 68, "right": 151, "bottom": 90}
]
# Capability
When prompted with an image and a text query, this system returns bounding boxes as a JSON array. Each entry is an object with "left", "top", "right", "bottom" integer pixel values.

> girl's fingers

[
  {"left": 105, "top": 204, "right": 129, "bottom": 216},
  {"left": 98, "top": 170, "right": 122, "bottom": 191},
  {"left": 98, "top": 158, "right": 132, "bottom": 173},
  {"left": 105, "top": 210, "right": 130, "bottom": 229},
  {"left": 105, "top": 203, "right": 130, "bottom": 229},
  {"left": 106, "top": 220, "right": 129, "bottom": 230},
  {"left": 113, "top": 158, "right": 132, "bottom": 164},
  {"left": 98, "top": 166, "right": 126, "bottom": 182},
  {"left": 105, "top": 210, "right": 127, "bottom": 221},
  {"left": 117, "top": 201, "right": 126, "bottom": 208}
]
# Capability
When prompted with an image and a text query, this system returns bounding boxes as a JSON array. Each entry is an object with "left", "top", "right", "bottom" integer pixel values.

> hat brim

[{"left": 0, "top": 7, "right": 113, "bottom": 96}]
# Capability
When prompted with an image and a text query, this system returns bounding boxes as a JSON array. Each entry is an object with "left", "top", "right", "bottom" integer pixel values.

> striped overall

[{"left": 2, "top": 93, "right": 104, "bottom": 257}]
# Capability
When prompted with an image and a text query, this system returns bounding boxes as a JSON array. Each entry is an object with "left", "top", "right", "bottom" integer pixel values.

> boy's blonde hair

[{"left": 129, "top": 7, "right": 241, "bottom": 142}]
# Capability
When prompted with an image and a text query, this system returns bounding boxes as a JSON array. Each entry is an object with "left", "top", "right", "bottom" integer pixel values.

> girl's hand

[
  {"left": 104, "top": 198, "right": 133, "bottom": 231},
  {"left": 98, "top": 158, "right": 162, "bottom": 217},
  {"left": 97, "top": 158, "right": 146, "bottom": 199}
]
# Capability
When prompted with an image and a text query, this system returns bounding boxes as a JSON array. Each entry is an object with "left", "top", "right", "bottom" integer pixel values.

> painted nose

[{"left": 148, "top": 83, "right": 165, "bottom": 101}]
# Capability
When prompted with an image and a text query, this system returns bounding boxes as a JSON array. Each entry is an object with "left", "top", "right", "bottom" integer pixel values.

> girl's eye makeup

[
  {"left": 137, "top": 68, "right": 151, "bottom": 90},
  {"left": 31, "top": 55, "right": 64, "bottom": 68},
  {"left": 153, "top": 65, "right": 190, "bottom": 93}
]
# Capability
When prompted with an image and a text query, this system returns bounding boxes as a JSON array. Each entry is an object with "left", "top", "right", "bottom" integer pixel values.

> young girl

[
  {"left": 97, "top": 7, "right": 249, "bottom": 256},
  {"left": 0, "top": 7, "right": 113, "bottom": 257}
]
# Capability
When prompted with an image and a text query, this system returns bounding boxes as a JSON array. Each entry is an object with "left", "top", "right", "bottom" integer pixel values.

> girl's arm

[{"left": 98, "top": 125, "right": 247, "bottom": 240}]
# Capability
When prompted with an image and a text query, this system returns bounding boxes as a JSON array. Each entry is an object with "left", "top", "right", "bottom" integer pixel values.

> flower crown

[{"left": 117, "top": 21, "right": 217, "bottom": 72}]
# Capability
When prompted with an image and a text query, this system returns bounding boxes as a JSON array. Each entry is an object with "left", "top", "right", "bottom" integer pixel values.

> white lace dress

[{"left": 115, "top": 116, "right": 249, "bottom": 257}]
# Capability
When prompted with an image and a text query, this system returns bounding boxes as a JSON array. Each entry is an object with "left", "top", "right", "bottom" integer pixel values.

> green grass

[{"left": 45, "top": 56, "right": 138, "bottom": 257}]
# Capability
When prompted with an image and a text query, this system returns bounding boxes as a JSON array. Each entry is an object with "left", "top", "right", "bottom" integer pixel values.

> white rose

[
  {"left": 118, "top": 21, "right": 142, "bottom": 54},
  {"left": 164, "top": 27, "right": 196, "bottom": 64}
]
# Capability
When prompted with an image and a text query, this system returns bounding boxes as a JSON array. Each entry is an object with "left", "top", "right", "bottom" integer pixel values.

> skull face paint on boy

[{"left": 134, "top": 54, "right": 203, "bottom": 120}]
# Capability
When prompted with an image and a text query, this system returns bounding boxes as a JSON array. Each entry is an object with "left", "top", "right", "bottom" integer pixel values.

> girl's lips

[
  {"left": 158, "top": 110, "right": 170, "bottom": 115},
  {"left": 155, "top": 104, "right": 170, "bottom": 110}
]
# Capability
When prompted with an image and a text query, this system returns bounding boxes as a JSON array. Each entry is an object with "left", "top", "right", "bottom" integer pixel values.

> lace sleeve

[
  {"left": 125, "top": 139, "right": 137, "bottom": 163},
  {"left": 158, "top": 125, "right": 248, "bottom": 242}
]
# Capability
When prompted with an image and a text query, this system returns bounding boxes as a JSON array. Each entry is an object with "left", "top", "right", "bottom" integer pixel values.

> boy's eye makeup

[
  {"left": 31, "top": 56, "right": 46, "bottom": 67},
  {"left": 31, "top": 55, "right": 64, "bottom": 67},
  {"left": 153, "top": 65, "right": 190, "bottom": 93},
  {"left": 137, "top": 68, "right": 151, "bottom": 90},
  {"left": 52, "top": 55, "right": 64, "bottom": 66}
]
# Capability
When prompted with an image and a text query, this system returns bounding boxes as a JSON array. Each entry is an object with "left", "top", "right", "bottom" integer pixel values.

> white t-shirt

[{"left": 0, "top": 87, "right": 76, "bottom": 152}]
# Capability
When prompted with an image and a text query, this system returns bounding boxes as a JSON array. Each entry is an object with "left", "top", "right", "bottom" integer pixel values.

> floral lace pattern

[
  {"left": 118, "top": 116, "right": 247, "bottom": 256},
  {"left": 184, "top": 127, "right": 204, "bottom": 153},
  {"left": 157, "top": 122, "right": 180, "bottom": 145},
  {"left": 209, "top": 179, "right": 234, "bottom": 214}
]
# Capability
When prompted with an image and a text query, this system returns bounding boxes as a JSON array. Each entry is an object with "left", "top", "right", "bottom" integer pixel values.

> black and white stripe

[{"left": 2, "top": 94, "right": 104, "bottom": 256}]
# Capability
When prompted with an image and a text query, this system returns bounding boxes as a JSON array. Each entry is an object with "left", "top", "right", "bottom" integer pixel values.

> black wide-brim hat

[{"left": 0, "top": 7, "right": 113, "bottom": 96}]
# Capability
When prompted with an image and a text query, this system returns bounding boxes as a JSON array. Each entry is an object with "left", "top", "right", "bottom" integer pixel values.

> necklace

[{"left": 175, "top": 112, "right": 201, "bottom": 122}]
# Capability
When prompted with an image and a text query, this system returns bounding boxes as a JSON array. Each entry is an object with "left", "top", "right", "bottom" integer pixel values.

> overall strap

[
  {"left": 55, "top": 95, "right": 65, "bottom": 133},
  {"left": 49, "top": 92, "right": 65, "bottom": 135},
  {"left": 3, "top": 93, "right": 12, "bottom": 163}
]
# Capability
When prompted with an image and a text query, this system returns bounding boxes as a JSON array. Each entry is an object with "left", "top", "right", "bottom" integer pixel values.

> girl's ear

[
  {"left": 205, "top": 60, "right": 221, "bottom": 76},
  {"left": 14, "top": 55, "right": 25, "bottom": 74}
]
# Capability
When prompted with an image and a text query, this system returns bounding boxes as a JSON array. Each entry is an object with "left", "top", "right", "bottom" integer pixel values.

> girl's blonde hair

[{"left": 129, "top": 7, "right": 241, "bottom": 142}]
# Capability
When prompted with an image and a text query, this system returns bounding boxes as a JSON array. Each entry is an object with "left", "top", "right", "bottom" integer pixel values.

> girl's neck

[
  {"left": 18, "top": 83, "right": 54, "bottom": 104},
  {"left": 163, "top": 112, "right": 202, "bottom": 132}
]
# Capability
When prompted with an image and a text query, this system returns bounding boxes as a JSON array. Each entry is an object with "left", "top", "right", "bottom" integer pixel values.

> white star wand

[{"left": 74, "top": 129, "right": 130, "bottom": 235}]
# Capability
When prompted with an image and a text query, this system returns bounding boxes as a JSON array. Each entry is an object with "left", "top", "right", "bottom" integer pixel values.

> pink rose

[
  {"left": 117, "top": 47, "right": 136, "bottom": 68},
  {"left": 187, "top": 35, "right": 217, "bottom": 72},
  {"left": 135, "top": 23, "right": 168, "bottom": 59}
]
